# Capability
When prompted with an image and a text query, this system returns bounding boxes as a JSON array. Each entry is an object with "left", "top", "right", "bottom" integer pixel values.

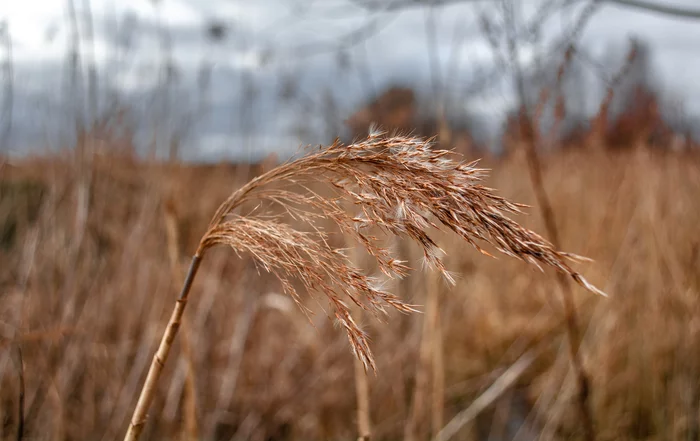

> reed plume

[{"left": 124, "top": 132, "right": 605, "bottom": 441}]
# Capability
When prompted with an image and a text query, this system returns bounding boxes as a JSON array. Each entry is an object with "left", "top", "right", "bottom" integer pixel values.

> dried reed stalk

[
  {"left": 525, "top": 81, "right": 598, "bottom": 438},
  {"left": 522, "top": 117, "right": 597, "bottom": 441},
  {"left": 124, "top": 133, "right": 605, "bottom": 441},
  {"left": 427, "top": 112, "right": 449, "bottom": 441},
  {"left": 344, "top": 221, "right": 372, "bottom": 441},
  {"left": 523, "top": 61, "right": 601, "bottom": 441},
  {"left": 353, "top": 350, "right": 372, "bottom": 441},
  {"left": 515, "top": 36, "right": 637, "bottom": 441},
  {"left": 163, "top": 200, "right": 199, "bottom": 441},
  {"left": 429, "top": 270, "right": 444, "bottom": 437},
  {"left": 404, "top": 268, "right": 441, "bottom": 441},
  {"left": 403, "top": 269, "right": 445, "bottom": 441},
  {"left": 433, "top": 347, "right": 538, "bottom": 441}
]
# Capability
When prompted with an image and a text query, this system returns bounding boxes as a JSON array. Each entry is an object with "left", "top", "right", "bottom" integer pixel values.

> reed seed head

[{"left": 197, "top": 132, "right": 605, "bottom": 370}]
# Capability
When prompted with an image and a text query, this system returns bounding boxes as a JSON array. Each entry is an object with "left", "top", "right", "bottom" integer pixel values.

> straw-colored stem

[
  {"left": 163, "top": 203, "right": 199, "bottom": 441},
  {"left": 353, "top": 328, "right": 372, "bottom": 441},
  {"left": 405, "top": 271, "right": 441, "bottom": 441},
  {"left": 124, "top": 255, "right": 202, "bottom": 441},
  {"left": 521, "top": 112, "right": 595, "bottom": 441},
  {"left": 179, "top": 316, "right": 199, "bottom": 441},
  {"left": 344, "top": 223, "right": 372, "bottom": 441},
  {"left": 428, "top": 272, "right": 444, "bottom": 437}
]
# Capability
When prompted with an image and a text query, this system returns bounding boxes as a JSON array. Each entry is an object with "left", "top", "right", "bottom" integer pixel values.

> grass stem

[{"left": 124, "top": 255, "right": 202, "bottom": 441}]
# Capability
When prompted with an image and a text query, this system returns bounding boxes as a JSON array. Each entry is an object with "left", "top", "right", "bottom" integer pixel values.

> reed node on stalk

[{"left": 124, "top": 131, "right": 605, "bottom": 441}]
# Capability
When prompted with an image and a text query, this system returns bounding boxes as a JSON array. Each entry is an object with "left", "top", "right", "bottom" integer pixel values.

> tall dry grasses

[
  {"left": 2, "top": 136, "right": 699, "bottom": 441},
  {"left": 122, "top": 132, "right": 604, "bottom": 440}
]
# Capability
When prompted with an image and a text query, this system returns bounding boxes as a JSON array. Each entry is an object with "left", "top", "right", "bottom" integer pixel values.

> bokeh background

[{"left": 1, "top": 1, "right": 700, "bottom": 440}]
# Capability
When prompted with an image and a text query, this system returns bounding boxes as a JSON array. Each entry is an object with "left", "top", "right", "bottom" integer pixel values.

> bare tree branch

[
  {"left": 271, "top": 2, "right": 402, "bottom": 61},
  {"left": 609, "top": 0, "right": 700, "bottom": 19},
  {"left": 348, "top": 0, "right": 700, "bottom": 20}
]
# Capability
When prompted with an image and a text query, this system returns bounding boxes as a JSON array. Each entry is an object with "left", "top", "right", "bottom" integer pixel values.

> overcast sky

[{"left": 2, "top": 0, "right": 700, "bottom": 160}]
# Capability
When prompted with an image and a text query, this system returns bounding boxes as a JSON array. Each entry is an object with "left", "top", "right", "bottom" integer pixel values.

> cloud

[{"left": 3, "top": 0, "right": 700, "bottom": 157}]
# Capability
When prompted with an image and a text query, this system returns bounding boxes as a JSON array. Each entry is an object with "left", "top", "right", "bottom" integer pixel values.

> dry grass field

[{"left": 2, "top": 130, "right": 699, "bottom": 441}]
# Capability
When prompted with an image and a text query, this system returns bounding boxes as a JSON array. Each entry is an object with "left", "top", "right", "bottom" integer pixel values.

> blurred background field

[{"left": 1, "top": 1, "right": 700, "bottom": 440}]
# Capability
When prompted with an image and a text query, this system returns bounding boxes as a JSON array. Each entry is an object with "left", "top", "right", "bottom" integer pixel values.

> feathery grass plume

[
  {"left": 198, "top": 131, "right": 605, "bottom": 368},
  {"left": 125, "top": 132, "right": 605, "bottom": 441}
]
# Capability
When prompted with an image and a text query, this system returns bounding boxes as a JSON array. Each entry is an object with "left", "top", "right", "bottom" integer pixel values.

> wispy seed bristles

[{"left": 197, "top": 134, "right": 606, "bottom": 369}]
